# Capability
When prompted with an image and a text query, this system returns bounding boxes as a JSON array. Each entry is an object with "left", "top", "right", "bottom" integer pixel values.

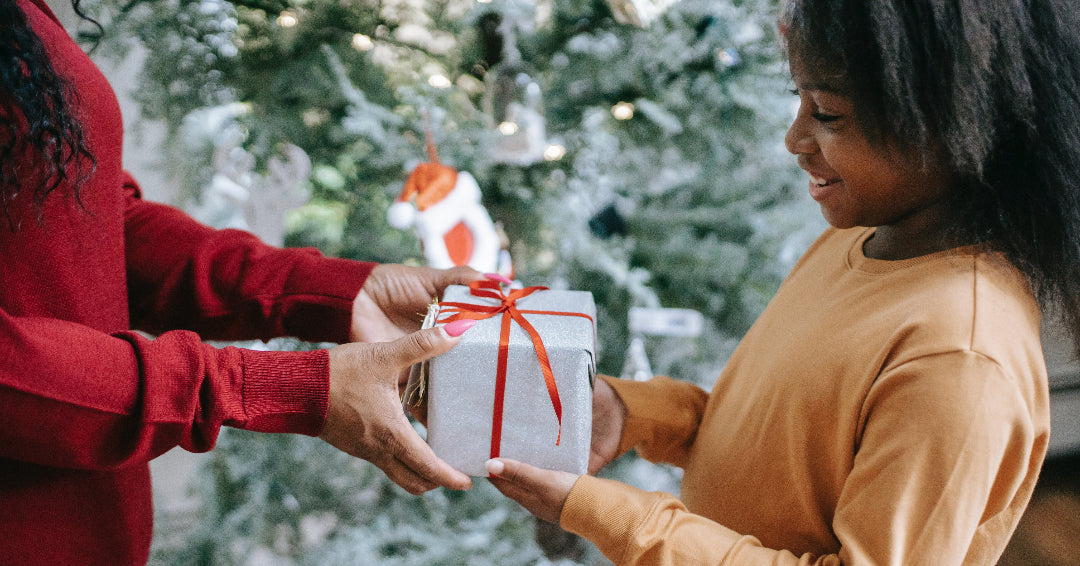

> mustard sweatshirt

[{"left": 562, "top": 227, "right": 1050, "bottom": 566}]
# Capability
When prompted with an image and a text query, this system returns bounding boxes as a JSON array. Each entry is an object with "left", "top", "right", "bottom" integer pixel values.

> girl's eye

[{"left": 791, "top": 87, "right": 844, "bottom": 124}]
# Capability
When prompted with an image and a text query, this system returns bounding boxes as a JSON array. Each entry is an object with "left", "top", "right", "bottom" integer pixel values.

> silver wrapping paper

[{"left": 425, "top": 285, "right": 596, "bottom": 476}]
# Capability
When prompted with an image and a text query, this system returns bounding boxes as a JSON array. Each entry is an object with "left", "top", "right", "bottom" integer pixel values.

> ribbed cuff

[
  {"left": 239, "top": 348, "right": 330, "bottom": 436},
  {"left": 560, "top": 475, "right": 663, "bottom": 563}
]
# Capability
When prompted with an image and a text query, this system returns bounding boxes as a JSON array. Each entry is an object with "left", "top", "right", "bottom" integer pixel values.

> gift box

[{"left": 420, "top": 282, "right": 596, "bottom": 477}]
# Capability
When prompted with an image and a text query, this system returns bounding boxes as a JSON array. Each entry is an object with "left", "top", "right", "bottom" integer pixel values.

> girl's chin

[{"left": 818, "top": 205, "right": 857, "bottom": 230}]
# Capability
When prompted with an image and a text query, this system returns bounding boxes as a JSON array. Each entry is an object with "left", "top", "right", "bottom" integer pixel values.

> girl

[{"left": 488, "top": 0, "right": 1080, "bottom": 564}]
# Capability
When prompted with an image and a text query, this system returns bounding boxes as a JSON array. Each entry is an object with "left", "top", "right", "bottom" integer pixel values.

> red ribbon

[{"left": 437, "top": 280, "right": 594, "bottom": 465}]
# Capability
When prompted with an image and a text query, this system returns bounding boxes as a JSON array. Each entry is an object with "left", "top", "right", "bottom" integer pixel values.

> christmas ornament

[
  {"left": 387, "top": 135, "right": 512, "bottom": 276},
  {"left": 482, "top": 11, "right": 548, "bottom": 165},
  {"left": 490, "top": 67, "right": 548, "bottom": 166},
  {"left": 487, "top": 63, "right": 548, "bottom": 165}
]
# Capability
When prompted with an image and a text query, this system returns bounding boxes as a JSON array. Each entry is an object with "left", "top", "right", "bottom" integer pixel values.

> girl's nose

[{"left": 784, "top": 114, "right": 815, "bottom": 155}]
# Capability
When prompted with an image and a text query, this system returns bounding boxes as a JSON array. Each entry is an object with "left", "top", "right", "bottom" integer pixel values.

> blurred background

[{"left": 46, "top": 0, "right": 1077, "bottom": 564}]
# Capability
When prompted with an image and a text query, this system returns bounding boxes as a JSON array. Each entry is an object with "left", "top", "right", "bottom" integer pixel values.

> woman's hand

[
  {"left": 589, "top": 376, "right": 627, "bottom": 474},
  {"left": 320, "top": 322, "right": 476, "bottom": 495},
  {"left": 349, "top": 265, "right": 508, "bottom": 424},
  {"left": 350, "top": 264, "right": 489, "bottom": 343},
  {"left": 486, "top": 458, "right": 579, "bottom": 524}
]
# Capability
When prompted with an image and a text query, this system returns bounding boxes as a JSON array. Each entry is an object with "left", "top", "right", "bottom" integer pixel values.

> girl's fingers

[
  {"left": 486, "top": 457, "right": 535, "bottom": 485},
  {"left": 485, "top": 458, "right": 577, "bottom": 523}
]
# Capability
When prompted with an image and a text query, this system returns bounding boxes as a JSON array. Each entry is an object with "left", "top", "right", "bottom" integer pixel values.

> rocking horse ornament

[{"left": 387, "top": 134, "right": 512, "bottom": 277}]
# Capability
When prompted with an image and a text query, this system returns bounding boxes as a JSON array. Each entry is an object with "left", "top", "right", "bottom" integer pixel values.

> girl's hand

[
  {"left": 486, "top": 458, "right": 579, "bottom": 523},
  {"left": 589, "top": 376, "right": 627, "bottom": 474},
  {"left": 485, "top": 378, "right": 625, "bottom": 520}
]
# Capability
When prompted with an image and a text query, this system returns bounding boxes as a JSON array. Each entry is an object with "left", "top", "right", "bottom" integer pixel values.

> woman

[{"left": 1, "top": 1, "right": 481, "bottom": 563}]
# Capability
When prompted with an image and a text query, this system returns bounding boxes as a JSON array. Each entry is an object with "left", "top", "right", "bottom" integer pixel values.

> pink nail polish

[
  {"left": 483, "top": 272, "right": 513, "bottom": 286},
  {"left": 443, "top": 319, "right": 477, "bottom": 337}
]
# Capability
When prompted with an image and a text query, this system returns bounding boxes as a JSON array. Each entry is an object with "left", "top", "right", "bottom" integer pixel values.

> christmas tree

[{"left": 77, "top": 0, "right": 823, "bottom": 563}]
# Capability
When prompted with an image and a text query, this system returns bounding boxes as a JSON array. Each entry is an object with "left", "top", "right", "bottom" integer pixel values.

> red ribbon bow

[{"left": 437, "top": 280, "right": 594, "bottom": 464}]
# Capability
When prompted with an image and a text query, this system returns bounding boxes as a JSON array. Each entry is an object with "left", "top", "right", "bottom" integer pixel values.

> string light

[
  {"left": 351, "top": 33, "right": 374, "bottom": 51},
  {"left": 276, "top": 11, "right": 298, "bottom": 28},
  {"left": 543, "top": 144, "right": 567, "bottom": 161},
  {"left": 611, "top": 101, "right": 635, "bottom": 120},
  {"left": 427, "top": 74, "right": 452, "bottom": 89},
  {"left": 716, "top": 48, "right": 741, "bottom": 68},
  {"left": 498, "top": 121, "right": 519, "bottom": 135},
  {"left": 302, "top": 108, "right": 330, "bottom": 127}
]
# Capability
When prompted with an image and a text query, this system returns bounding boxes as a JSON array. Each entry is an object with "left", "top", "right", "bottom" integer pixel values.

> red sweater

[{"left": 1, "top": 2, "right": 375, "bottom": 563}]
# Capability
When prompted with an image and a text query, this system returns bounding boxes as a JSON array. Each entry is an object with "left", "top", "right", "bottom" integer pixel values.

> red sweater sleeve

[
  {"left": 0, "top": 175, "right": 376, "bottom": 471},
  {"left": 122, "top": 172, "right": 375, "bottom": 343},
  {"left": 3, "top": 0, "right": 377, "bottom": 474},
  {"left": 0, "top": 307, "right": 332, "bottom": 469}
]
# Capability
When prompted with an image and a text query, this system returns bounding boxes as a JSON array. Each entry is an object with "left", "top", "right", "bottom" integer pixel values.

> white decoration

[
  {"left": 606, "top": 0, "right": 680, "bottom": 28},
  {"left": 246, "top": 143, "right": 312, "bottom": 246},
  {"left": 186, "top": 105, "right": 312, "bottom": 246},
  {"left": 628, "top": 306, "right": 705, "bottom": 337},
  {"left": 620, "top": 335, "right": 654, "bottom": 382}
]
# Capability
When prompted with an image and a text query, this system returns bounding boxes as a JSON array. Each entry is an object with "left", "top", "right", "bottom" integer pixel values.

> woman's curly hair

[
  {"left": 0, "top": 0, "right": 96, "bottom": 227},
  {"left": 782, "top": 0, "right": 1080, "bottom": 354}
]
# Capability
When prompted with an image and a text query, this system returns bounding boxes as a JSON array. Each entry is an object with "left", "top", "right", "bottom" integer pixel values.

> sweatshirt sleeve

[
  {"left": 563, "top": 352, "right": 1045, "bottom": 565},
  {"left": 602, "top": 374, "right": 709, "bottom": 468},
  {"left": 0, "top": 310, "right": 330, "bottom": 470},
  {"left": 122, "top": 172, "right": 374, "bottom": 344}
]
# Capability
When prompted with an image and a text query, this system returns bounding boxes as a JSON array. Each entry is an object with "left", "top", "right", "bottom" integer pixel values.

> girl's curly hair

[
  {"left": 0, "top": 0, "right": 97, "bottom": 228},
  {"left": 782, "top": 0, "right": 1080, "bottom": 355}
]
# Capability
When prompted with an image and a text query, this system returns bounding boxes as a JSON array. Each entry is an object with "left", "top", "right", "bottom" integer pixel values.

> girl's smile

[{"left": 802, "top": 165, "right": 843, "bottom": 202}]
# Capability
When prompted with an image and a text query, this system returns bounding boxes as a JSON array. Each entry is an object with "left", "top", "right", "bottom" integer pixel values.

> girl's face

[{"left": 784, "top": 63, "right": 952, "bottom": 253}]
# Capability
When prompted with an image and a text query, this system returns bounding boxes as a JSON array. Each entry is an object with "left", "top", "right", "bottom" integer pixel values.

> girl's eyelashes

[{"left": 789, "top": 88, "right": 843, "bottom": 124}]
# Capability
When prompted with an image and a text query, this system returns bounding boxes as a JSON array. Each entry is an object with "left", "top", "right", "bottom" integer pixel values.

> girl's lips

[{"left": 807, "top": 176, "right": 843, "bottom": 202}]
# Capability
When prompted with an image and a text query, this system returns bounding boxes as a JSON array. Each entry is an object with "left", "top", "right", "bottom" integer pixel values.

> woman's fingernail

[
  {"left": 484, "top": 273, "right": 513, "bottom": 286},
  {"left": 443, "top": 319, "right": 477, "bottom": 337},
  {"left": 485, "top": 458, "right": 505, "bottom": 476}
]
